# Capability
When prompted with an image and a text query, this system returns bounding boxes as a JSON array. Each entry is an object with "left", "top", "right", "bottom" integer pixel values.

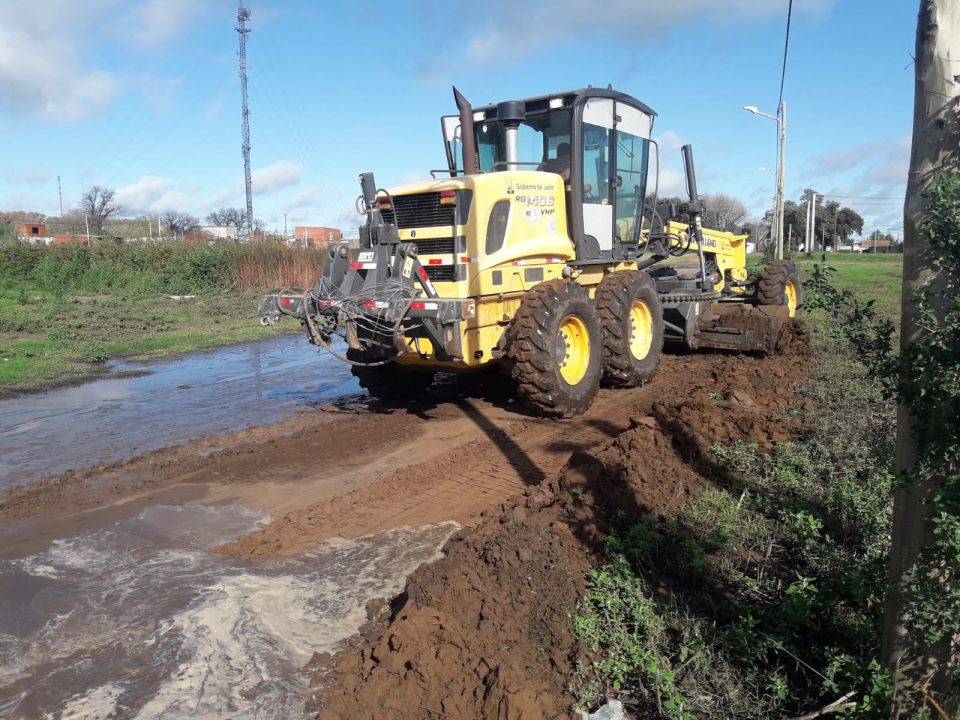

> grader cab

[{"left": 260, "top": 86, "right": 801, "bottom": 417}]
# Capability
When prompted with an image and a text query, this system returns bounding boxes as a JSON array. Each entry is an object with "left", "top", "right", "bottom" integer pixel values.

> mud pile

[{"left": 313, "top": 327, "right": 812, "bottom": 720}]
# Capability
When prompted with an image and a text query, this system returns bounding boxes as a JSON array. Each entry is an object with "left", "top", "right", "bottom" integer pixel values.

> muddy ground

[{"left": 0, "top": 328, "right": 811, "bottom": 718}]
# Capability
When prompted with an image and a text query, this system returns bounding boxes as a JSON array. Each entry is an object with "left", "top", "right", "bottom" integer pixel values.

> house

[
  {"left": 862, "top": 239, "right": 892, "bottom": 253},
  {"left": 292, "top": 226, "right": 342, "bottom": 248},
  {"left": 200, "top": 225, "right": 239, "bottom": 241},
  {"left": 16, "top": 223, "right": 46, "bottom": 242}
]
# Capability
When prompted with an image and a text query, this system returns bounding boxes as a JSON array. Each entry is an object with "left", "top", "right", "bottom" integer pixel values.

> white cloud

[
  {"left": 0, "top": 0, "right": 205, "bottom": 122},
  {"left": 0, "top": 165, "right": 52, "bottom": 187},
  {"left": 466, "top": 0, "right": 835, "bottom": 64},
  {"left": 114, "top": 176, "right": 198, "bottom": 215},
  {"left": 252, "top": 160, "right": 302, "bottom": 195},
  {"left": 113, "top": 0, "right": 208, "bottom": 50},
  {"left": 282, "top": 186, "right": 323, "bottom": 212}
]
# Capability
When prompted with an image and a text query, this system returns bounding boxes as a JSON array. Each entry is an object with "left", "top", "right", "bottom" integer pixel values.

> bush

[
  {"left": 0, "top": 239, "right": 325, "bottom": 295},
  {"left": 573, "top": 334, "right": 896, "bottom": 718}
]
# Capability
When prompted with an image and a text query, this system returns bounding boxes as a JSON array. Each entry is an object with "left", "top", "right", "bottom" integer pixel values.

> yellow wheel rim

[
  {"left": 785, "top": 280, "right": 798, "bottom": 318},
  {"left": 629, "top": 300, "right": 654, "bottom": 360},
  {"left": 558, "top": 315, "right": 591, "bottom": 385}
]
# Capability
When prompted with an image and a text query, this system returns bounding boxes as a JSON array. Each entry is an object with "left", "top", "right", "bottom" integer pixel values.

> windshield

[{"left": 474, "top": 108, "right": 572, "bottom": 173}]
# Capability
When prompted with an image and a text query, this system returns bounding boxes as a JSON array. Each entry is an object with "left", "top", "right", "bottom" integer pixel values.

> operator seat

[{"left": 539, "top": 142, "right": 571, "bottom": 182}]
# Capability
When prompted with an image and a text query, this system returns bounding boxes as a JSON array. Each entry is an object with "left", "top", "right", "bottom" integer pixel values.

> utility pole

[
  {"left": 775, "top": 100, "right": 786, "bottom": 260},
  {"left": 283, "top": 212, "right": 288, "bottom": 237},
  {"left": 237, "top": 2, "right": 254, "bottom": 238},
  {"left": 788, "top": 223, "right": 792, "bottom": 254},
  {"left": 810, "top": 192, "right": 818, "bottom": 252},
  {"left": 741, "top": 102, "right": 786, "bottom": 259},
  {"left": 57, "top": 176, "right": 63, "bottom": 217}
]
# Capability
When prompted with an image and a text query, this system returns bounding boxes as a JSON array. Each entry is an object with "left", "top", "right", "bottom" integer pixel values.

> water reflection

[{"left": 0, "top": 335, "right": 358, "bottom": 489}]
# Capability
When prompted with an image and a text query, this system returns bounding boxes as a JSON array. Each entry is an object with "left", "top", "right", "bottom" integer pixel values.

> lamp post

[{"left": 742, "top": 101, "right": 786, "bottom": 260}]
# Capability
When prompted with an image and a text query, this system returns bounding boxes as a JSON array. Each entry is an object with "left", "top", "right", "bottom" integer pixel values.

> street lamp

[{"left": 742, "top": 102, "right": 786, "bottom": 259}]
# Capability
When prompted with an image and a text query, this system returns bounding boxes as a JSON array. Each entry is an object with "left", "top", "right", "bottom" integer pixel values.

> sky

[{"left": 0, "top": 0, "right": 917, "bottom": 237}]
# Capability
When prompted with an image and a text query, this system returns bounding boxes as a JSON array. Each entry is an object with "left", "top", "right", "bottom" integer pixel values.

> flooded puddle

[
  {"left": 0, "top": 504, "right": 456, "bottom": 719},
  {"left": 0, "top": 334, "right": 358, "bottom": 489}
]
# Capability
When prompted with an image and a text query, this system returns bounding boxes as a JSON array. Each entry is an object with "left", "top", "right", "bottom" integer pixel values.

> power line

[
  {"left": 821, "top": 194, "right": 906, "bottom": 201},
  {"left": 777, "top": 0, "right": 793, "bottom": 108}
]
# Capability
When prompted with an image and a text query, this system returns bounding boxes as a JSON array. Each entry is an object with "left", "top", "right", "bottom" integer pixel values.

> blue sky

[{"left": 0, "top": 0, "right": 915, "bottom": 237}]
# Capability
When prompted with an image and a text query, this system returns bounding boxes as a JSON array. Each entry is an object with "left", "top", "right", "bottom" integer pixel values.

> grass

[
  {"left": 574, "top": 330, "right": 897, "bottom": 718},
  {"left": 0, "top": 287, "right": 288, "bottom": 394},
  {"left": 0, "top": 240, "right": 325, "bottom": 395},
  {"left": 573, "top": 258, "right": 904, "bottom": 717},
  {"left": 792, "top": 253, "right": 902, "bottom": 321}
]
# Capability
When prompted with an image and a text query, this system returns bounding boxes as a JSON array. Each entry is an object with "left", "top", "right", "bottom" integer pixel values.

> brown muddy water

[
  {"left": 0, "top": 504, "right": 457, "bottom": 718},
  {"left": 0, "top": 334, "right": 357, "bottom": 490},
  {"left": 0, "top": 336, "right": 456, "bottom": 718}
]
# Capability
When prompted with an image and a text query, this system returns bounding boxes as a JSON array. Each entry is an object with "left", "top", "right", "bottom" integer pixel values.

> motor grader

[{"left": 260, "top": 86, "right": 801, "bottom": 417}]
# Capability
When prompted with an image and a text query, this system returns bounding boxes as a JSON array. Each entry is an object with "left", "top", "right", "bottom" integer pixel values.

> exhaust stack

[{"left": 453, "top": 86, "right": 479, "bottom": 175}]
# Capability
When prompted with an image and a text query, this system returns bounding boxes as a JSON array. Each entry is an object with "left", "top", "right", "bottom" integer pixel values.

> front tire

[
  {"left": 505, "top": 280, "right": 603, "bottom": 418},
  {"left": 756, "top": 260, "right": 801, "bottom": 318},
  {"left": 596, "top": 270, "right": 664, "bottom": 386},
  {"left": 347, "top": 350, "right": 435, "bottom": 401}
]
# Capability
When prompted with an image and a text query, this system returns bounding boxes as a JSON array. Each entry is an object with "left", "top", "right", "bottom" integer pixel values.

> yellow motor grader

[{"left": 260, "top": 86, "right": 800, "bottom": 417}]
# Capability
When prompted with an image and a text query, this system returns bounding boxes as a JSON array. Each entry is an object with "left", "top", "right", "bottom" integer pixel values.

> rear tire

[
  {"left": 756, "top": 260, "right": 801, "bottom": 318},
  {"left": 596, "top": 270, "right": 664, "bottom": 386},
  {"left": 348, "top": 350, "right": 436, "bottom": 400},
  {"left": 505, "top": 279, "right": 602, "bottom": 418}
]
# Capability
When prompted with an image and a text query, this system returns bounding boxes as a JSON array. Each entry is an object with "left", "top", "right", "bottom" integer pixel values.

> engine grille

[
  {"left": 424, "top": 265, "right": 457, "bottom": 282},
  {"left": 409, "top": 237, "right": 455, "bottom": 255},
  {"left": 381, "top": 192, "right": 455, "bottom": 229}
]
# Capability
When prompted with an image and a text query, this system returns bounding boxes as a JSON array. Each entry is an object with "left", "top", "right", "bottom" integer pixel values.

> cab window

[
  {"left": 614, "top": 132, "right": 649, "bottom": 243},
  {"left": 582, "top": 123, "right": 611, "bottom": 205}
]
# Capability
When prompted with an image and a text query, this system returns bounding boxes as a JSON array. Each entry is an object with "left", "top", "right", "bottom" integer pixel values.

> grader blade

[{"left": 693, "top": 304, "right": 792, "bottom": 355}]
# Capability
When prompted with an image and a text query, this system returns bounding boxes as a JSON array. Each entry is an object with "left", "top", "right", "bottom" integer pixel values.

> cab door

[
  {"left": 579, "top": 98, "right": 615, "bottom": 254},
  {"left": 612, "top": 102, "right": 652, "bottom": 258}
]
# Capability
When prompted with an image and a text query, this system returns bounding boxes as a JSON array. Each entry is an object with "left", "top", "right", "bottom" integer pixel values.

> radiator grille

[
  {"left": 409, "top": 237, "right": 455, "bottom": 255},
  {"left": 381, "top": 192, "right": 455, "bottom": 229},
  {"left": 424, "top": 265, "right": 457, "bottom": 282}
]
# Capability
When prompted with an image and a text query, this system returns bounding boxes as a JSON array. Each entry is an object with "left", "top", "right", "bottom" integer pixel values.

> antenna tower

[{"left": 237, "top": 2, "right": 253, "bottom": 236}]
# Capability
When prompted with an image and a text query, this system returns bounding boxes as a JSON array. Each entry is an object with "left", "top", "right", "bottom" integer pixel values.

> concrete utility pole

[
  {"left": 283, "top": 213, "right": 288, "bottom": 237},
  {"left": 776, "top": 101, "right": 786, "bottom": 259},
  {"left": 742, "top": 102, "right": 786, "bottom": 259},
  {"left": 882, "top": 2, "right": 960, "bottom": 713},
  {"left": 57, "top": 176, "right": 63, "bottom": 217},
  {"left": 812, "top": 193, "right": 819, "bottom": 251}
]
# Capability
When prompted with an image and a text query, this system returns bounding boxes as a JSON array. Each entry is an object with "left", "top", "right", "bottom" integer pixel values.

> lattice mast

[{"left": 237, "top": 2, "right": 253, "bottom": 236}]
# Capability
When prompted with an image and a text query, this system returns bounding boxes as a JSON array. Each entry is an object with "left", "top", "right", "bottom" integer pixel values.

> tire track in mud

[
  {"left": 2, "top": 352, "right": 714, "bottom": 561},
  {"left": 216, "top": 356, "right": 709, "bottom": 561}
]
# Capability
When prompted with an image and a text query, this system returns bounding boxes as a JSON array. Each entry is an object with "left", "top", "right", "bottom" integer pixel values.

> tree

[
  {"left": 882, "top": 1, "right": 960, "bottom": 716},
  {"left": 80, "top": 186, "right": 120, "bottom": 228},
  {"left": 162, "top": 211, "right": 200, "bottom": 236},
  {"left": 701, "top": 193, "right": 748, "bottom": 232},
  {"left": 765, "top": 195, "right": 863, "bottom": 251},
  {"left": 205, "top": 207, "right": 243, "bottom": 229}
]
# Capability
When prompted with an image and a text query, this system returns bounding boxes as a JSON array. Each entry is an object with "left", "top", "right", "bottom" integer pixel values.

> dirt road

[
  {"left": 2, "top": 350, "right": 730, "bottom": 562},
  {"left": 0, "top": 330, "right": 812, "bottom": 719}
]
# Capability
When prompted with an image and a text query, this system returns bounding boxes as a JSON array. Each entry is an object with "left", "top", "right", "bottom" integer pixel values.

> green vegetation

[
  {"left": 573, "top": 254, "right": 911, "bottom": 718},
  {"left": 794, "top": 254, "right": 903, "bottom": 321},
  {"left": 0, "top": 240, "right": 324, "bottom": 394},
  {"left": 573, "top": 333, "right": 896, "bottom": 718}
]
